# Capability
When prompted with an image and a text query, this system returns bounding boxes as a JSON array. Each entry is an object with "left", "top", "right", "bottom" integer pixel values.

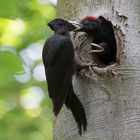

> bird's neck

[{"left": 55, "top": 29, "right": 69, "bottom": 36}]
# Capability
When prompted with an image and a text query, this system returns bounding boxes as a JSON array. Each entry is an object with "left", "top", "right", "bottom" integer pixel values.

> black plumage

[
  {"left": 42, "top": 18, "right": 87, "bottom": 135},
  {"left": 76, "top": 16, "right": 117, "bottom": 65}
]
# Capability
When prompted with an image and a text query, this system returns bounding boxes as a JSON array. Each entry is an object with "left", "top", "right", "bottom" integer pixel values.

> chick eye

[
  {"left": 81, "top": 20, "right": 87, "bottom": 24},
  {"left": 84, "top": 20, "right": 89, "bottom": 24}
]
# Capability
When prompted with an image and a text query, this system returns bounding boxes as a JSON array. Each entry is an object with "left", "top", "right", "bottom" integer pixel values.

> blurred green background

[{"left": 0, "top": 0, "right": 57, "bottom": 139}]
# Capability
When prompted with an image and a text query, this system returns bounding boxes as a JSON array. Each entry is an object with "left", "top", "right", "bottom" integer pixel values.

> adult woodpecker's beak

[{"left": 68, "top": 21, "right": 82, "bottom": 31}]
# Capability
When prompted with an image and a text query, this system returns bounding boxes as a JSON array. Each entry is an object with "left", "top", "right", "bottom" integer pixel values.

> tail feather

[
  {"left": 65, "top": 84, "right": 87, "bottom": 135},
  {"left": 71, "top": 92, "right": 87, "bottom": 131},
  {"left": 66, "top": 101, "right": 82, "bottom": 135}
]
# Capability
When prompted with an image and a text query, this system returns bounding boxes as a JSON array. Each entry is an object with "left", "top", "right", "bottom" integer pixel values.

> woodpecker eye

[
  {"left": 84, "top": 20, "right": 89, "bottom": 24},
  {"left": 81, "top": 20, "right": 88, "bottom": 24}
]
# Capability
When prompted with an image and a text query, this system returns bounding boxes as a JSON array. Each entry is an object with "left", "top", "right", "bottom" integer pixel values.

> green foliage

[
  {"left": 0, "top": 51, "right": 23, "bottom": 74},
  {"left": 0, "top": 0, "right": 56, "bottom": 139}
]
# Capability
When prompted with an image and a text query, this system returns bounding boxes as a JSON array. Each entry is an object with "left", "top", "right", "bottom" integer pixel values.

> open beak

[
  {"left": 90, "top": 43, "right": 104, "bottom": 53},
  {"left": 68, "top": 21, "right": 82, "bottom": 31}
]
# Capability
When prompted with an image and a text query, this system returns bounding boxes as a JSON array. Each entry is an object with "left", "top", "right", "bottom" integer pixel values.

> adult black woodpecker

[
  {"left": 70, "top": 16, "right": 117, "bottom": 65},
  {"left": 42, "top": 18, "right": 87, "bottom": 135}
]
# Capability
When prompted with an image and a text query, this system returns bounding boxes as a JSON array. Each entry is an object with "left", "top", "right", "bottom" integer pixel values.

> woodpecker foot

[
  {"left": 76, "top": 63, "right": 96, "bottom": 78},
  {"left": 81, "top": 63, "right": 97, "bottom": 73},
  {"left": 92, "top": 63, "right": 117, "bottom": 76},
  {"left": 76, "top": 62, "right": 96, "bottom": 71}
]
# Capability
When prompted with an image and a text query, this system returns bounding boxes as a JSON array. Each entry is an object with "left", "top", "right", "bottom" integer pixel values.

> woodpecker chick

[
  {"left": 71, "top": 16, "right": 117, "bottom": 65},
  {"left": 42, "top": 18, "right": 87, "bottom": 135}
]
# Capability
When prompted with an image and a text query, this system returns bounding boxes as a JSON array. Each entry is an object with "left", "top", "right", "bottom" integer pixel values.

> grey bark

[{"left": 54, "top": 0, "right": 140, "bottom": 140}]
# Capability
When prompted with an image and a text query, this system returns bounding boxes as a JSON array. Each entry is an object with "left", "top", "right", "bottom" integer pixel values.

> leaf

[
  {"left": 0, "top": 0, "right": 33, "bottom": 19},
  {"left": 0, "top": 51, "right": 23, "bottom": 74},
  {"left": 0, "top": 0, "right": 19, "bottom": 18}
]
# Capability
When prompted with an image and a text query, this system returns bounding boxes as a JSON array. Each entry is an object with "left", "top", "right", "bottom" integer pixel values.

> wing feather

[{"left": 42, "top": 34, "right": 74, "bottom": 115}]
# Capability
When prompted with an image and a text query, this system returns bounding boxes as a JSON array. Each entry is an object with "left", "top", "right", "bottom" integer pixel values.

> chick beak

[
  {"left": 90, "top": 43, "right": 104, "bottom": 53},
  {"left": 68, "top": 21, "right": 82, "bottom": 31}
]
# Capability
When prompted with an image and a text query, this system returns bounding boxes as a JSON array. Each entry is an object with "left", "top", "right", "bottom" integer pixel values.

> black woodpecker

[{"left": 42, "top": 18, "right": 87, "bottom": 135}]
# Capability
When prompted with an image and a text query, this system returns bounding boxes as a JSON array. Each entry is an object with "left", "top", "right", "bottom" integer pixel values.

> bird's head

[
  {"left": 48, "top": 18, "right": 80, "bottom": 34},
  {"left": 69, "top": 16, "right": 101, "bottom": 34}
]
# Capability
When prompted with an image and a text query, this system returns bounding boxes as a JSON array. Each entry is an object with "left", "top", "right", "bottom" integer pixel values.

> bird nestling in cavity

[
  {"left": 69, "top": 16, "right": 117, "bottom": 75},
  {"left": 42, "top": 18, "right": 88, "bottom": 135}
]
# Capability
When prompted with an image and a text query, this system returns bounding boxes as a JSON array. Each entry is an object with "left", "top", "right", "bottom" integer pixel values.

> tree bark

[{"left": 54, "top": 0, "right": 140, "bottom": 139}]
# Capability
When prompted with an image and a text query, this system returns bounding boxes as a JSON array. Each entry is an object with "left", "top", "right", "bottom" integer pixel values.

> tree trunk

[{"left": 54, "top": 0, "right": 140, "bottom": 139}]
